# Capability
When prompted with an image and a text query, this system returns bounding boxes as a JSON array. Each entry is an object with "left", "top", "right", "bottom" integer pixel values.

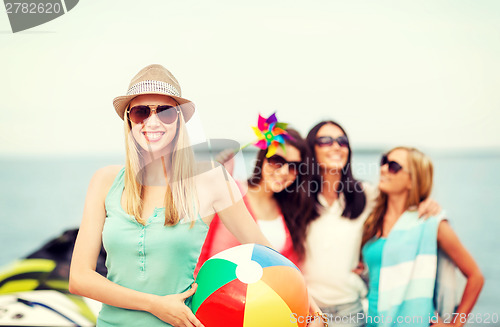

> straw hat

[{"left": 113, "top": 64, "right": 195, "bottom": 122}]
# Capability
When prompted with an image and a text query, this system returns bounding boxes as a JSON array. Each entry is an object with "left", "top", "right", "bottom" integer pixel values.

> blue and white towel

[{"left": 377, "top": 210, "right": 460, "bottom": 326}]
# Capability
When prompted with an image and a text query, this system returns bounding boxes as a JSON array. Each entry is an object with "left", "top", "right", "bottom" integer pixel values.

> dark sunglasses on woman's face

[
  {"left": 380, "top": 154, "right": 408, "bottom": 174},
  {"left": 127, "top": 104, "right": 179, "bottom": 125},
  {"left": 315, "top": 135, "right": 349, "bottom": 148},
  {"left": 266, "top": 155, "right": 301, "bottom": 174}
]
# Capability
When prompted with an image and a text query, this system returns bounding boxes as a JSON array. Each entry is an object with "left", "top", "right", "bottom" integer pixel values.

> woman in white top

[{"left": 302, "top": 121, "right": 439, "bottom": 327}]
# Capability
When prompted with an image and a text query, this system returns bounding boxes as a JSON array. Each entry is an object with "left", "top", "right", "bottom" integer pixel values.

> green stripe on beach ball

[{"left": 192, "top": 259, "right": 238, "bottom": 313}]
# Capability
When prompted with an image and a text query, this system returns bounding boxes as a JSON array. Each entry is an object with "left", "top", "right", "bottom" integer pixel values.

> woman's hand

[
  {"left": 352, "top": 261, "right": 365, "bottom": 275},
  {"left": 418, "top": 198, "right": 441, "bottom": 218},
  {"left": 307, "top": 296, "right": 327, "bottom": 327},
  {"left": 150, "top": 284, "right": 205, "bottom": 327},
  {"left": 308, "top": 317, "right": 326, "bottom": 327}
]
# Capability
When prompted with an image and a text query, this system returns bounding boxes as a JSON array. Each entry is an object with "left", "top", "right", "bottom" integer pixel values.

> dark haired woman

[
  {"left": 197, "top": 128, "right": 316, "bottom": 269},
  {"left": 303, "top": 121, "right": 440, "bottom": 327}
]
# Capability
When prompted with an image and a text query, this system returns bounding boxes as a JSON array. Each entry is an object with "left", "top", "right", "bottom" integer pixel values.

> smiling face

[
  {"left": 261, "top": 144, "right": 301, "bottom": 193},
  {"left": 127, "top": 94, "right": 179, "bottom": 154},
  {"left": 378, "top": 148, "right": 412, "bottom": 196},
  {"left": 314, "top": 123, "right": 349, "bottom": 172}
]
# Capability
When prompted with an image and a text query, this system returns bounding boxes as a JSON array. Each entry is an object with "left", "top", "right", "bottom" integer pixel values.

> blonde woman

[
  {"left": 361, "top": 147, "right": 484, "bottom": 327},
  {"left": 69, "top": 65, "right": 271, "bottom": 327}
]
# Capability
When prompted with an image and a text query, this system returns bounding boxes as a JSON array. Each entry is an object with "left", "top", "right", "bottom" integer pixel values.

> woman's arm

[
  {"left": 214, "top": 149, "right": 236, "bottom": 176},
  {"left": 215, "top": 186, "right": 272, "bottom": 247},
  {"left": 436, "top": 221, "right": 484, "bottom": 327},
  {"left": 69, "top": 167, "right": 203, "bottom": 327},
  {"left": 306, "top": 295, "right": 328, "bottom": 327},
  {"left": 206, "top": 165, "right": 272, "bottom": 248}
]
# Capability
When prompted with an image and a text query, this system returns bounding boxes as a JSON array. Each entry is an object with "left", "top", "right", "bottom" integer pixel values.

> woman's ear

[{"left": 125, "top": 105, "right": 132, "bottom": 129}]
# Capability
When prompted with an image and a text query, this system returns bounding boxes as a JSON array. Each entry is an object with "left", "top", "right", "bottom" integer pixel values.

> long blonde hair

[
  {"left": 361, "top": 147, "right": 433, "bottom": 247},
  {"left": 123, "top": 104, "right": 198, "bottom": 226}
]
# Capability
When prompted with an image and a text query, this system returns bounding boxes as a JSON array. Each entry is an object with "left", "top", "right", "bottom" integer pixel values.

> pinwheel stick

[{"left": 239, "top": 142, "right": 253, "bottom": 152}]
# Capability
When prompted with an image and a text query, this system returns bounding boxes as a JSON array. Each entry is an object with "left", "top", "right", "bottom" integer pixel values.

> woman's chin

[
  {"left": 269, "top": 182, "right": 290, "bottom": 193},
  {"left": 138, "top": 141, "right": 173, "bottom": 156},
  {"left": 378, "top": 183, "right": 401, "bottom": 196},
  {"left": 322, "top": 163, "right": 345, "bottom": 173}
]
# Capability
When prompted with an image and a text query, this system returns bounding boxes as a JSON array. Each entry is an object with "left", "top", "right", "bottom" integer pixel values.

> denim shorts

[{"left": 320, "top": 299, "right": 366, "bottom": 327}]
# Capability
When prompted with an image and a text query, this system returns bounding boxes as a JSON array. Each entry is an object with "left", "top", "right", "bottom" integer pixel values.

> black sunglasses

[
  {"left": 315, "top": 136, "right": 349, "bottom": 148},
  {"left": 380, "top": 154, "right": 409, "bottom": 174},
  {"left": 266, "top": 155, "right": 301, "bottom": 174},
  {"left": 127, "top": 104, "right": 179, "bottom": 125}
]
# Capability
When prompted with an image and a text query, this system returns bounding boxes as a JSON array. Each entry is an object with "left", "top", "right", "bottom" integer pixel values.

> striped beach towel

[{"left": 377, "top": 210, "right": 447, "bottom": 327}]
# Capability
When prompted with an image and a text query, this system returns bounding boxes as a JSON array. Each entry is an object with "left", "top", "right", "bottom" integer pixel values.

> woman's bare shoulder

[
  {"left": 193, "top": 161, "right": 225, "bottom": 182},
  {"left": 94, "top": 165, "right": 124, "bottom": 180},
  {"left": 193, "top": 161, "right": 232, "bottom": 194},
  {"left": 89, "top": 165, "right": 124, "bottom": 195}
]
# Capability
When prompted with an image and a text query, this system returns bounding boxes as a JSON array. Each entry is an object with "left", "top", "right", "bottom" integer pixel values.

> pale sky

[{"left": 1, "top": 0, "right": 499, "bottom": 156}]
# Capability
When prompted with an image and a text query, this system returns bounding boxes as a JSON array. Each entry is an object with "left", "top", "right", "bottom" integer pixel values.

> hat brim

[{"left": 113, "top": 92, "right": 195, "bottom": 123}]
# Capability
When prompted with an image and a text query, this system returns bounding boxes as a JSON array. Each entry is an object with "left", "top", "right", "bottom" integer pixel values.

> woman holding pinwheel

[{"left": 198, "top": 114, "right": 317, "bottom": 270}]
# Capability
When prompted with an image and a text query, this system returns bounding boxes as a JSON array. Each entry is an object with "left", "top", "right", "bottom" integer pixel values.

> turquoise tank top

[
  {"left": 97, "top": 167, "right": 209, "bottom": 327},
  {"left": 362, "top": 237, "right": 386, "bottom": 327}
]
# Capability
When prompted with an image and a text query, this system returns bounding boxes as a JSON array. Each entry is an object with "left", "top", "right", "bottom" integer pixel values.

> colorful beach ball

[{"left": 192, "top": 244, "right": 309, "bottom": 327}]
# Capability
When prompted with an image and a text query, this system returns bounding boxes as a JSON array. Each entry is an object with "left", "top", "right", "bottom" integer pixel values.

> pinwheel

[{"left": 242, "top": 113, "right": 291, "bottom": 157}]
